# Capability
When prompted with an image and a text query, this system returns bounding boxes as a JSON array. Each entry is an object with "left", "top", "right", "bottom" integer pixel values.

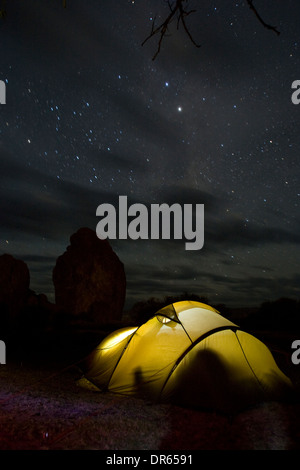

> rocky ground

[{"left": 0, "top": 329, "right": 299, "bottom": 452}]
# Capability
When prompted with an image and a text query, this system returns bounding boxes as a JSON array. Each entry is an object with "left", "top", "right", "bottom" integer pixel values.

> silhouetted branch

[
  {"left": 143, "top": 0, "right": 280, "bottom": 60},
  {"left": 246, "top": 0, "right": 280, "bottom": 36},
  {"left": 142, "top": 0, "right": 200, "bottom": 61},
  {"left": 0, "top": 0, "right": 6, "bottom": 18}
]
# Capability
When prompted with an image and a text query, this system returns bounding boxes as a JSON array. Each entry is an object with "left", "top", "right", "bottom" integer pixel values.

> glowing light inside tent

[{"left": 101, "top": 327, "right": 138, "bottom": 349}]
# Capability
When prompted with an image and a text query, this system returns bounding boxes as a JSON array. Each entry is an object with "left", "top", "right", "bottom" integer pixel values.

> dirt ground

[{"left": 0, "top": 330, "right": 300, "bottom": 451}]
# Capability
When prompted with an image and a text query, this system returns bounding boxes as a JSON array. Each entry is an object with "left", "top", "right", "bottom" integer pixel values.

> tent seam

[
  {"left": 158, "top": 325, "right": 238, "bottom": 400},
  {"left": 104, "top": 328, "right": 140, "bottom": 390},
  {"left": 234, "top": 331, "right": 266, "bottom": 395}
]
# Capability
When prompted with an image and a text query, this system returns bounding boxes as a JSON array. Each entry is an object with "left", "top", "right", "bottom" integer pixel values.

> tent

[{"left": 81, "top": 300, "right": 293, "bottom": 412}]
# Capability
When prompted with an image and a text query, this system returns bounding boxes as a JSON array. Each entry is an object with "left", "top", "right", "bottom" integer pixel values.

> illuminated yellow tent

[{"left": 81, "top": 300, "right": 293, "bottom": 412}]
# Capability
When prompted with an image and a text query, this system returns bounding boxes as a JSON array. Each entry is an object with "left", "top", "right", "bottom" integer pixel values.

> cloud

[
  {"left": 205, "top": 216, "right": 300, "bottom": 248},
  {"left": 1, "top": 150, "right": 298, "bottom": 307},
  {"left": 0, "top": 150, "right": 119, "bottom": 242}
]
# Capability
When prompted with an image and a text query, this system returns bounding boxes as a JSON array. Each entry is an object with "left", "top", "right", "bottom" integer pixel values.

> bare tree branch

[
  {"left": 178, "top": 1, "right": 199, "bottom": 48},
  {"left": 246, "top": 0, "right": 280, "bottom": 35},
  {"left": 0, "top": 0, "right": 281, "bottom": 57},
  {"left": 142, "top": 0, "right": 200, "bottom": 61},
  {"left": 143, "top": 0, "right": 280, "bottom": 60},
  {"left": 0, "top": 0, "right": 6, "bottom": 18}
]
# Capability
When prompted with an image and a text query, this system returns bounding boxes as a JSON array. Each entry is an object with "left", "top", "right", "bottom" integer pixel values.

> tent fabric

[{"left": 81, "top": 300, "right": 293, "bottom": 412}]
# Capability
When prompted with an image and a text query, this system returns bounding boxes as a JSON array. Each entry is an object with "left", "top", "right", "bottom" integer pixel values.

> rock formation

[
  {"left": 52, "top": 227, "right": 126, "bottom": 325},
  {"left": 0, "top": 254, "right": 30, "bottom": 327}
]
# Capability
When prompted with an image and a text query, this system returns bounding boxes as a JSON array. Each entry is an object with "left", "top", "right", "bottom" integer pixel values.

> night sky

[{"left": 0, "top": 1, "right": 299, "bottom": 310}]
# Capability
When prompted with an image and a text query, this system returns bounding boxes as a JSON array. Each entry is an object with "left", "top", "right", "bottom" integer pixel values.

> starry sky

[{"left": 0, "top": 0, "right": 299, "bottom": 310}]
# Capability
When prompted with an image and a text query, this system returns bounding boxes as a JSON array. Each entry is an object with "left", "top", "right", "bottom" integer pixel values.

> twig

[
  {"left": 178, "top": 1, "right": 200, "bottom": 48},
  {"left": 246, "top": 0, "right": 280, "bottom": 35},
  {"left": 0, "top": 0, "right": 6, "bottom": 18},
  {"left": 142, "top": 0, "right": 200, "bottom": 60},
  {"left": 142, "top": 0, "right": 280, "bottom": 60}
]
